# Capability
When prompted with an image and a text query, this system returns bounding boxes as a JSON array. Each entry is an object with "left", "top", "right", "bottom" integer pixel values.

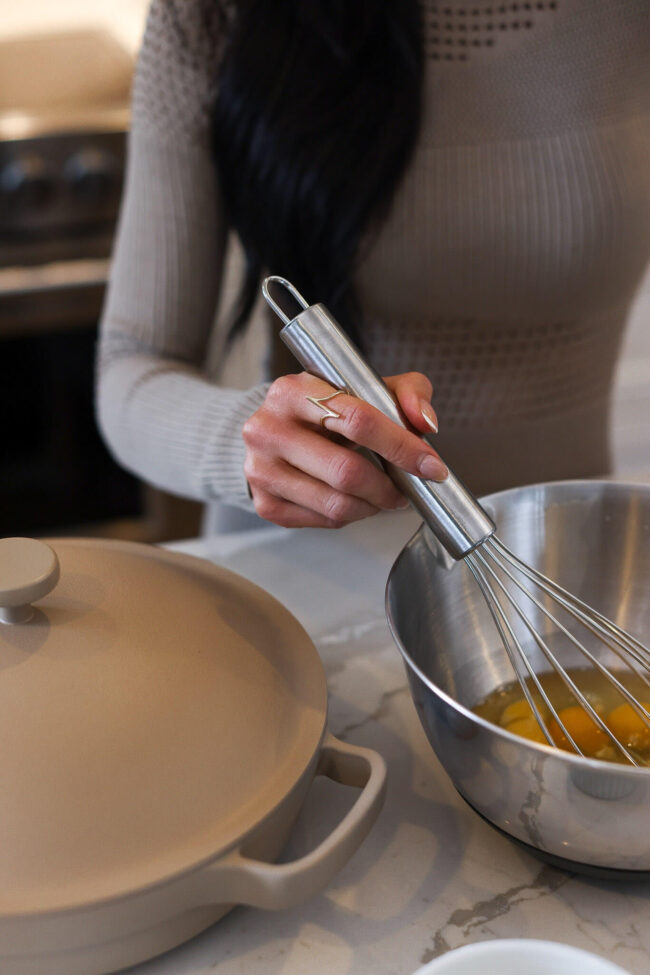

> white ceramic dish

[{"left": 413, "top": 939, "right": 631, "bottom": 975}]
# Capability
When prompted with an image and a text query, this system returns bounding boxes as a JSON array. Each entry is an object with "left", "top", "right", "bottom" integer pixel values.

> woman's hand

[{"left": 242, "top": 370, "right": 448, "bottom": 529}]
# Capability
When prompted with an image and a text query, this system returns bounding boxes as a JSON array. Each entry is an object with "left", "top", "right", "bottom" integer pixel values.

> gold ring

[{"left": 305, "top": 389, "right": 345, "bottom": 428}]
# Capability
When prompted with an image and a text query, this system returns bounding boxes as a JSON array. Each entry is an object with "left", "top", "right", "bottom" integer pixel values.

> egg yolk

[
  {"left": 499, "top": 698, "right": 549, "bottom": 728},
  {"left": 606, "top": 703, "right": 650, "bottom": 750},
  {"left": 549, "top": 705, "right": 609, "bottom": 755},
  {"left": 505, "top": 716, "right": 548, "bottom": 744}
]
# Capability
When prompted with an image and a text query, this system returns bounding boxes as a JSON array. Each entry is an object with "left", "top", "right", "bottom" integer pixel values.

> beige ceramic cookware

[{"left": 0, "top": 537, "right": 386, "bottom": 975}]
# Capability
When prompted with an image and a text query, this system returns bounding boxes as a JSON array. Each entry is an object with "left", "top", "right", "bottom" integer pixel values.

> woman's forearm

[{"left": 96, "top": 126, "right": 266, "bottom": 508}]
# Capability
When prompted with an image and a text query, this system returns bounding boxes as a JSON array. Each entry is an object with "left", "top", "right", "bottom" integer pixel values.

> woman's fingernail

[
  {"left": 421, "top": 403, "right": 439, "bottom": 434},
  {"left": 418, "top": 454, "right": 448, "bottom": 481}
]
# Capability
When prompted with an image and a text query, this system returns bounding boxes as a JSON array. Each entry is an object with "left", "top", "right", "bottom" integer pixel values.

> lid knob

[{"left": 0, "top": 538, "right": 60, "bottom": 624}]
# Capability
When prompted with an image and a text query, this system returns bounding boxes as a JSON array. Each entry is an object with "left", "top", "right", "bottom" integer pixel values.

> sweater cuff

[{"left": 198, "top": 382, "right": 270, "bottom": 510}]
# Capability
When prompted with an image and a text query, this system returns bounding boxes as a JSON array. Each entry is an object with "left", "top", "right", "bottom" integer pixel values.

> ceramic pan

[{"left": 0, "top": 538, "right": 386, "bottom": 974}]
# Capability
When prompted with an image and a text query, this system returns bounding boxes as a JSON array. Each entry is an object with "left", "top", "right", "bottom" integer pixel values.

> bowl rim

[
  {"left": 412, "top": 937, "right": 632, "bottom": 974},
  {"left": 385, "top": 478, "right": 650, "bottom": 777}
]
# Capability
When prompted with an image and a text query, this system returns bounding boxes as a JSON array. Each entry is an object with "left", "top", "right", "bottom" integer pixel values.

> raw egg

[
  {"left": 505, "top": 716, "right": 548, "bottom": 744},
  {"left": 549, "top": 705, "right": 608, "bottom": 755},
  {"left": 606, "top": 703, "right": 650, "bottom": 750},
  {"left": 499, "top": 698, "right": 549, "bottom": 727}
]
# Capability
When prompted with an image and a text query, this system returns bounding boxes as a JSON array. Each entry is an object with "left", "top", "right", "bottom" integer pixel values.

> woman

[{"left": 97, "top": 0, "right": 650, "bottom": 532}]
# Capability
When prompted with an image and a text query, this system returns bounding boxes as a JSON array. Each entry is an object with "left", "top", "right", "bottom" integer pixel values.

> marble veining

[{"left": 420, "top": 866, "right": 572, "bottom": 963}]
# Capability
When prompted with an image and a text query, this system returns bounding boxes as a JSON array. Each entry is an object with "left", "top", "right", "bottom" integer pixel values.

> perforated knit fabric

[
  {"left": 423, "top": 1, "right": 560, "bottom": 63},
  {"left": 97, "top": 0, "right": 650, "bottom": 521}
]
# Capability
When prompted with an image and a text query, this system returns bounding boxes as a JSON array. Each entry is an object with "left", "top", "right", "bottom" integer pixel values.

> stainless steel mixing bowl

[{"left": 386, "top": 480, "right": 650, "bottom": 875}]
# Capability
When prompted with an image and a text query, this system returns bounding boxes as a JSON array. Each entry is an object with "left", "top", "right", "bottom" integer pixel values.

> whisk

[{"left": 262, "top": 275, "right": 650, "bottom": 767}]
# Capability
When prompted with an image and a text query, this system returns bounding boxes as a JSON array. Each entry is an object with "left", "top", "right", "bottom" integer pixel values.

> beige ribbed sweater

[{"left": 97, "top": 0, "right": 650, "bottom": 529}]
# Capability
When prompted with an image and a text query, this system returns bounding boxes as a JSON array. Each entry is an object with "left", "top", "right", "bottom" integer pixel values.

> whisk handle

[{"left": 263, "top": 278, "right": 495, "bottom": 559}]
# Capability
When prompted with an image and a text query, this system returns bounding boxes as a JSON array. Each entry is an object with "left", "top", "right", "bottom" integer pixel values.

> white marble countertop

[{"left": 117, "top": 499, "right": 650, "bottom": 975}]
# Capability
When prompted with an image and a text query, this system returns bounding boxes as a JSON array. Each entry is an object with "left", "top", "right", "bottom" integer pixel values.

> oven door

[{"left": 0, "top": 258, "right": 147, "bottom": 536}]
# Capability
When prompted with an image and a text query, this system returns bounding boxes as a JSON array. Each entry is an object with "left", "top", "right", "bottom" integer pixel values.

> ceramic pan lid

[{"left": 0, "top": 538, "right": 327, "bottom": 915}]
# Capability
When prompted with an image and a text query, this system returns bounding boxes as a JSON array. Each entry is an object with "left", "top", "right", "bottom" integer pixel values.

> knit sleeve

[{"left": 96, "top": 0, "right": 268, "bottom": 510}]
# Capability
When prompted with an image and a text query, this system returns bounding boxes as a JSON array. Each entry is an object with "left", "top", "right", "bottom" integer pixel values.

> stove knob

[
  {"left": 0, "top": 155, "right": 55, "bottom": 210},
  {"left": 64, "top": 148, "right": 121, "bottom": 203}
]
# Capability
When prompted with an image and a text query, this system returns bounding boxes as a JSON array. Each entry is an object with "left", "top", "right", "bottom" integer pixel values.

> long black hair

[{"left": 212, "top": 0, "right": 424, "bottom": 343}]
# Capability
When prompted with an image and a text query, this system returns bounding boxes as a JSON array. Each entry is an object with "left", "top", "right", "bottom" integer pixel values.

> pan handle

[{"left": 196, "top": 733, "right": 386, "bottom": 910}]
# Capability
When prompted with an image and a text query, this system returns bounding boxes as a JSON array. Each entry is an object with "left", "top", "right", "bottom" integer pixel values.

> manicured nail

[
  {"left": 418, "top": 454, "right": 448, "bottom": 481},
  {"left": 395, "top": 496, "right": 411, "bottom": 509},
  {"left": 421, "top": 402, "right": 439, "bottom": 434}
]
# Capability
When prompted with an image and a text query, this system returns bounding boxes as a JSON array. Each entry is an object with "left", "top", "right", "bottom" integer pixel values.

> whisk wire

[
  {"left": 471, "top": 548, "right": 627, "bottom": 760},
  {"left": 487, "top": 539, "right": 650, "bottom": 732},
  {"left": 466, "top": 551, "right": 601, "bottom": 756},
  {"left": 466, "top": 558, "right": 560, "bottom": 750},
  {"left": 470, "top": 539, "right": 643, "bottom": 766},
  {"left": 491, "top": 538, "right": 650, "bottom": 675}
]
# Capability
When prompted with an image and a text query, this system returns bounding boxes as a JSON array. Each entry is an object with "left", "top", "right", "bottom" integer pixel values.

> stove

[
  {"left": 0, "top": 28, "right": 131, "bottom": 260},
  {"left": 0, "top": 29, "right": 146, "bottom": 537}
]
